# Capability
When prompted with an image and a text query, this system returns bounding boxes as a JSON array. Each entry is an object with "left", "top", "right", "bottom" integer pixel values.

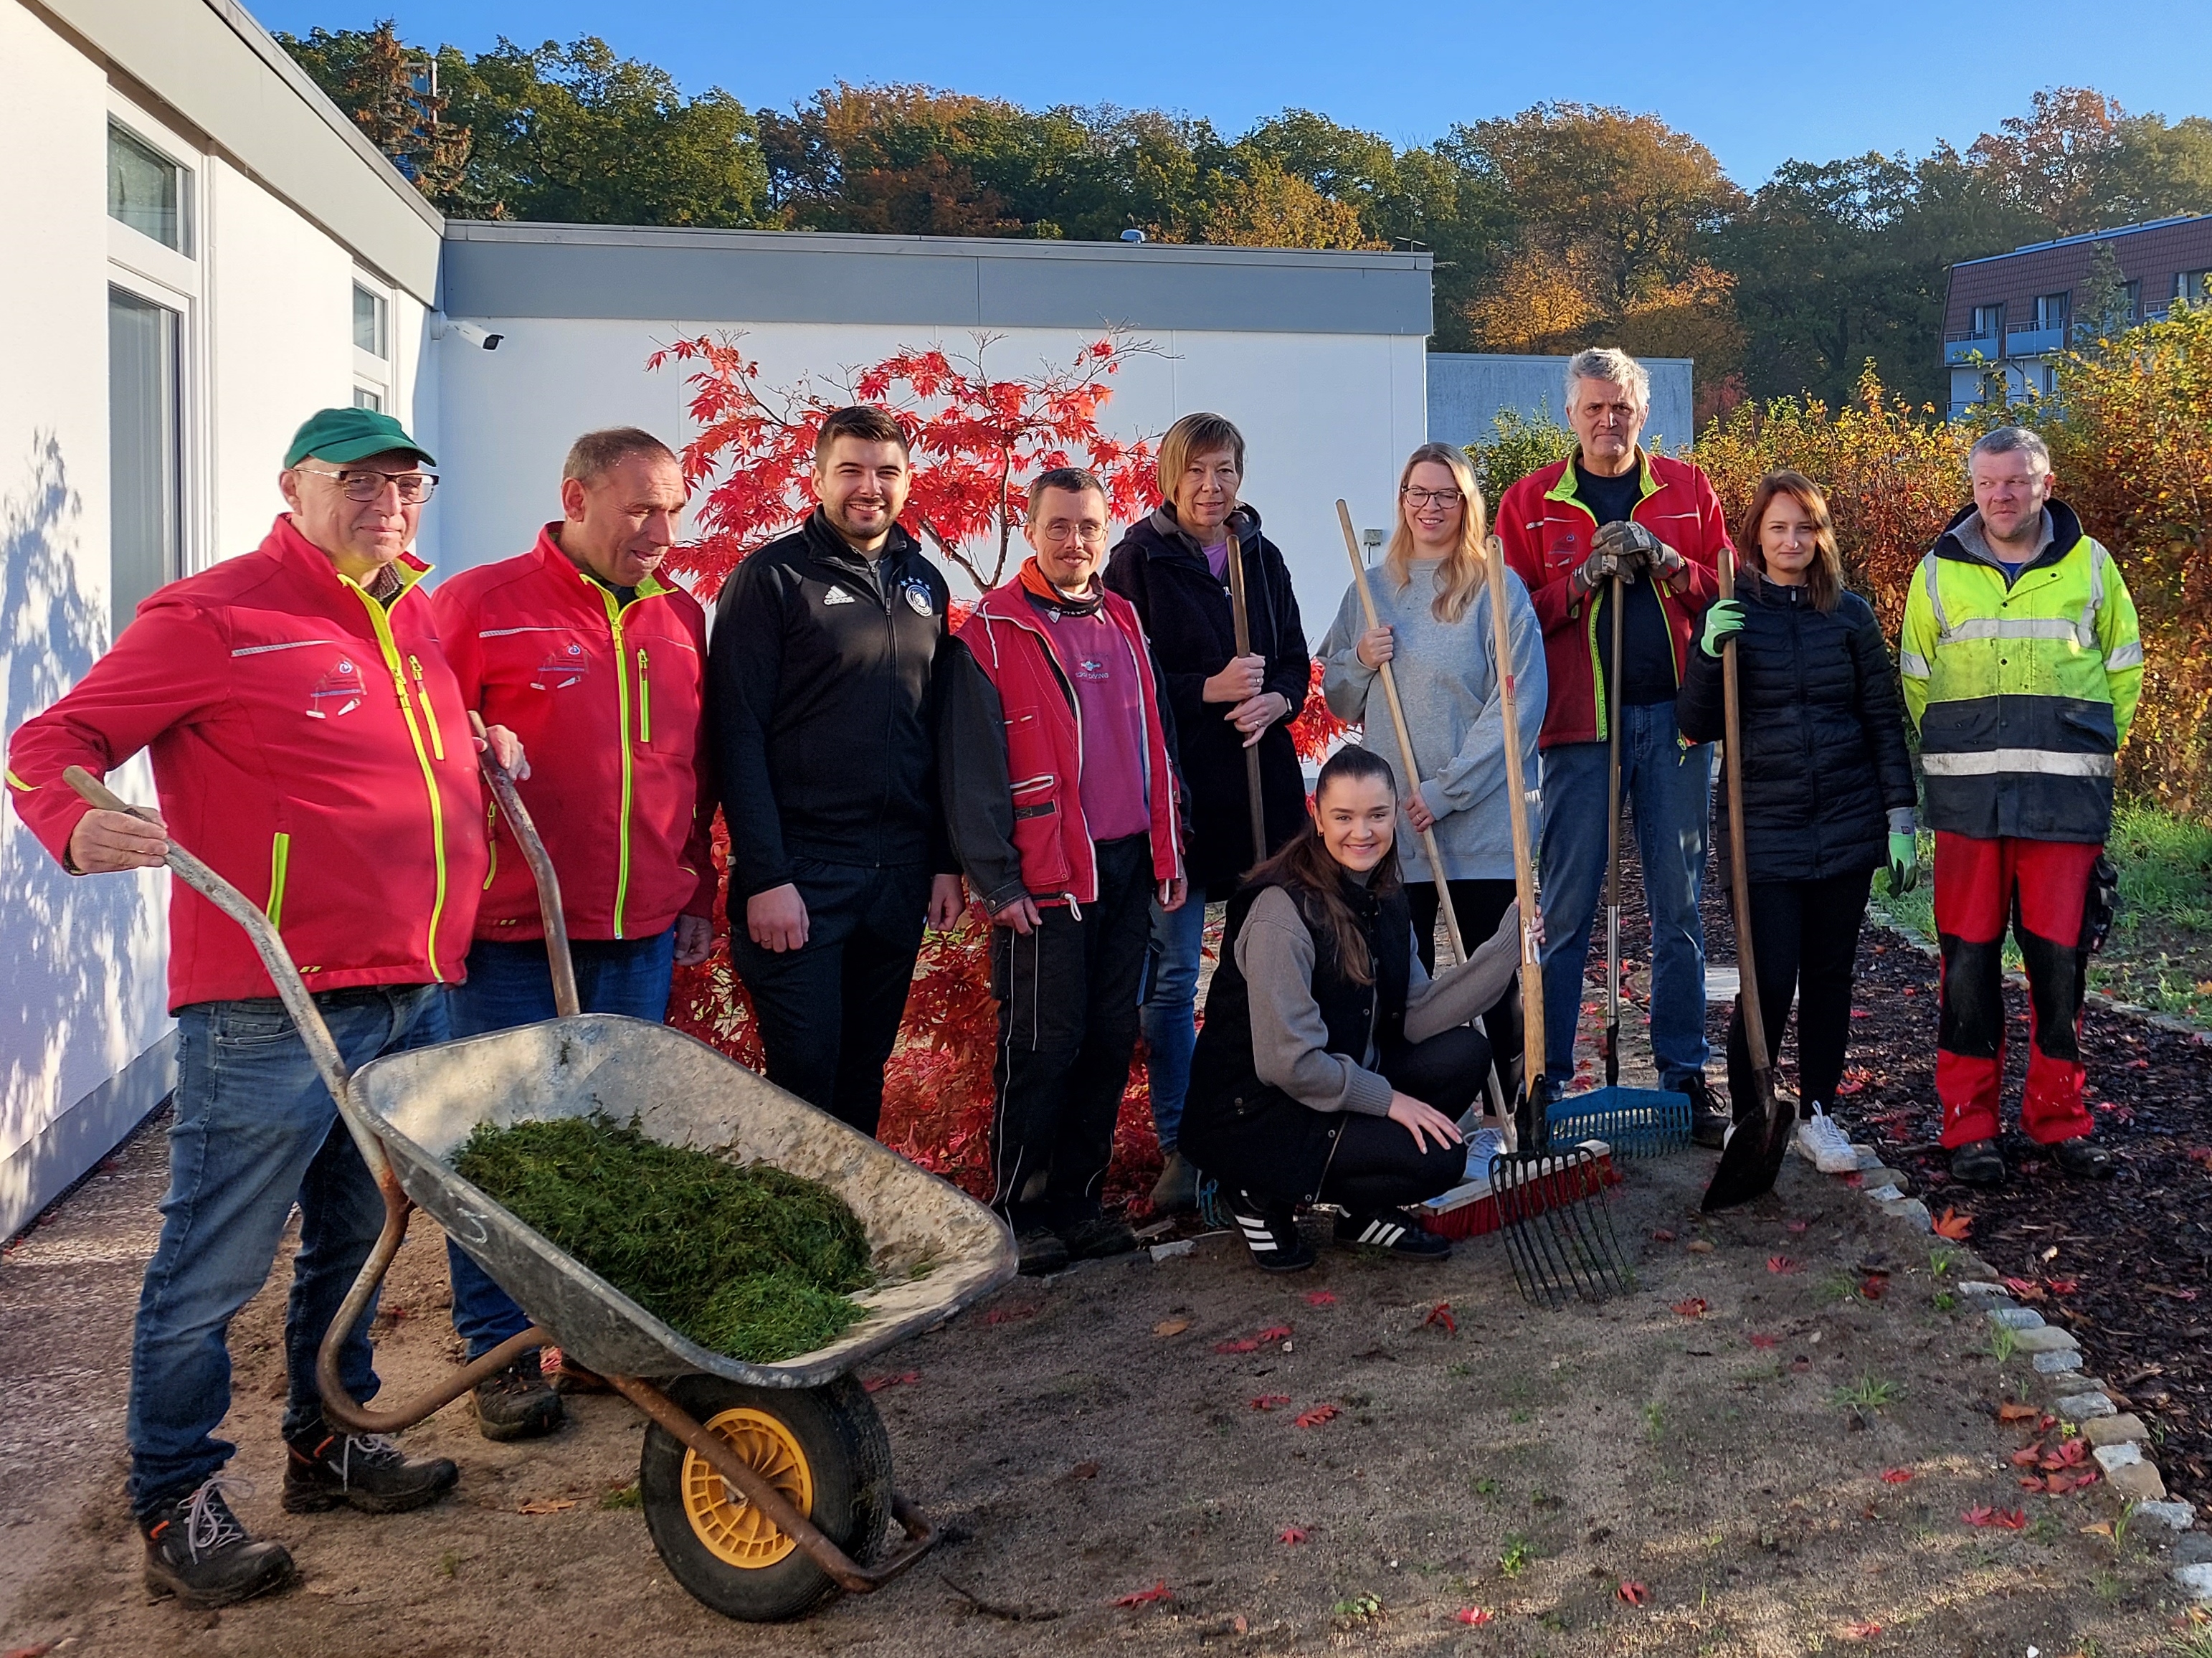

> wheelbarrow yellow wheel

[{"left": 639, "top": 1373, "right": 891, "bottom": 1622}]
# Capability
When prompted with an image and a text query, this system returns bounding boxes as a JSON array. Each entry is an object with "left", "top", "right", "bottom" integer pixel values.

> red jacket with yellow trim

[
  {"left": 432, "top": 527, "right": 715, "bottom": 943},
  {"left": 6, "top": 515, "right": 487, "bottom": 1010},
  {"left": 940, "top": 574, "right": 1182, "bottom": 911},
  {"left": 1497, "top": 450, "right": 1728, "bottom": 748}
]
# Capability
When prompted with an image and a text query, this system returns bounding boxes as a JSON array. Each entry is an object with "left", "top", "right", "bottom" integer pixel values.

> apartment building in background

[{"left": 1944, "top": 213, "right": 2212, "bottom": 415}]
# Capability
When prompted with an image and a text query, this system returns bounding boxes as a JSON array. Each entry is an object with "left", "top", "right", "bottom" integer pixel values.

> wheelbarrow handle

[
  {"left": 61, "top": 766, "right": 384, "bottom": 1178},
  {"left": 467, "top": 715, "right": 580, "bottom": 1020}
]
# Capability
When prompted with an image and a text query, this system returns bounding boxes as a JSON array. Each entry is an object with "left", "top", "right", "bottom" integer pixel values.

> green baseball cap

[{"left": 284, "top": 407, "right": 436, "bottom": 468}]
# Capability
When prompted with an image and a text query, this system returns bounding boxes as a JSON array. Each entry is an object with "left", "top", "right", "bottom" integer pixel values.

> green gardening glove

[
  {"left": 1886, "top": 833, "right": 1919, "bottom": 894},
  {"left": 1699, "top": 598, "right": 1745, "bottom": 658}
]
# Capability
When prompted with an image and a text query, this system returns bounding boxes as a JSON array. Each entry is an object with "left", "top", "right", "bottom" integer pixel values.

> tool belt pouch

[{"left": 2082, "top": 853, "right": 2121, "bottom": 954}]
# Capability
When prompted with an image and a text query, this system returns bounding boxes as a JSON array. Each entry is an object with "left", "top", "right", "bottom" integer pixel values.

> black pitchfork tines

[{"left": 1489, "top": 1145, "right": 1633, "bottom": 1308}]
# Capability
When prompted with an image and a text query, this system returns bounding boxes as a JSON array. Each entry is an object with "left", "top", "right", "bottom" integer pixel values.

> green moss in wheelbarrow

[{"left": 452, "top": 1113, "right": 874, "bottom": 1363}]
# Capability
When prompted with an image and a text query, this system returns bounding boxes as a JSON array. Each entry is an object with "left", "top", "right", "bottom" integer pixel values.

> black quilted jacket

[{"left": 1676, "top": 572, "right": 1916, "bottom": 882}]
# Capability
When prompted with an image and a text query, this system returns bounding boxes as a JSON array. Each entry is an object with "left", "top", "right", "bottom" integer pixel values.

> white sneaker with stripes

[{"left": 1226, "top": 1190, "right": 1316, "bottom": 1273}]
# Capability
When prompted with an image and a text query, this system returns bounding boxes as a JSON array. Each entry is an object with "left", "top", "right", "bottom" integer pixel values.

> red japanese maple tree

[{"left": 647, "top": 330, "right": 1160, "bottom": 596}]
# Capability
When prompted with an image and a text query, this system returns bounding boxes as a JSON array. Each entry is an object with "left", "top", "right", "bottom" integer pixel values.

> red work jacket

[
  {"left": 6, "top": 516, "right": 488, "bottom": 1008},
  {"left": 956, "top": 581, "right": 1182, "bottom": 904},
  {"left": 1497, "top": 450, "right": 1728, "bottom": 748},
  {"left": 431, "top": 528, "right": 715, "bottom": 942}
]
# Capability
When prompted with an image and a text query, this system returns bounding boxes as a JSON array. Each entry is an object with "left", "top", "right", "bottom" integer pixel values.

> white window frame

[
  {"left": 105, "top": 93, "right": 210, "bottom": 585},
  {"left": 353, "top": 273, "right": 394, "bottom": 415}
]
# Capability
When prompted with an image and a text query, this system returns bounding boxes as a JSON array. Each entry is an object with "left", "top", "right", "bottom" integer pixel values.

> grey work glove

[
  {"left": 1571, "top": 542, "right": 1633, "bottom": 597},
  {"left": 1599, "top": 520, "right": 1688, "bottom": 585}
]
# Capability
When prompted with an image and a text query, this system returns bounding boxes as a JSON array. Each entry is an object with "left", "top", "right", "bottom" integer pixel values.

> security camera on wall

[{"left": 430, "top": 314, "right": 503, "bottom": 351}]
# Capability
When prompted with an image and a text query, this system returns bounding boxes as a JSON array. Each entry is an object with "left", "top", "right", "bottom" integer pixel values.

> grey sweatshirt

[
  {"left": 1235, "top": 886, "right": 1524, "bottom": 1116},
  {"left": 1318, "top": 559, "right": 1547, "bottom": 882}
]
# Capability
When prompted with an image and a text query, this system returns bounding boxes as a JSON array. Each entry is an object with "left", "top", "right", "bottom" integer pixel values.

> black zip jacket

[
  {"left": 1104, "top": 503, "right": 1310, "bottom": 894},
  {"left": 1676, "top": 572, "right": 1916, "bottom": 882},
  {"left": 708, "top": 510, "right": 955, "bottom": 898}
]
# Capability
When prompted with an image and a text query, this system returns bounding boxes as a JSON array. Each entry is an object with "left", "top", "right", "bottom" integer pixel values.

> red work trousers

[{"left": 1932, "top": 833, "right": 2101, "bottom": 1147}]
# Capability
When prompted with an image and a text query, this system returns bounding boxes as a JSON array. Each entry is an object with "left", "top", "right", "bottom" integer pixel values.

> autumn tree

[
  {"left": 648, "top": 331, "right": 1159, "bottom": 596},
  {"left": 279, "top": 21, "right": 485, "bottom": 212}
]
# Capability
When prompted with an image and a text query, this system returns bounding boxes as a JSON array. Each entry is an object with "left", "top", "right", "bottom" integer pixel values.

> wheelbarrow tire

[{"left": 639, "top": 1373, "right": 892, "bottom": 1622}]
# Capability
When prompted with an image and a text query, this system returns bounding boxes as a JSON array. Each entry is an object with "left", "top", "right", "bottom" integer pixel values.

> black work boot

[
  {"left": 1227, "top": 1190, "right": 1316, "bottom": 1273},
  {"left": 283, "top": 1420, "right": 459, "bottom": 1515},
  {"left": 472, "top": 1350, "right": 565, "bottom": 1443},
  {"left": 1949, "top": 1137, "right": 2006, "bottom": 1186},
  {"left": 1012, "top": 1227, "right": 1070, "bottom": 1277},
  {"left": 1059, "top": 1212, "right": 1138, "bottom": 1261},
  {"left": 1334, "top": 1208, "right": 1451, "bottom": 1260},
  {"left": 1682, "top": 1074, "right": 1729, "bottom": 1150},
  {"left": 141, "top": 1478, "right": 295, "bottom": 1609},
  {"left": 2051, "top": 1137, "right": 2113, "bottom": 1179}
]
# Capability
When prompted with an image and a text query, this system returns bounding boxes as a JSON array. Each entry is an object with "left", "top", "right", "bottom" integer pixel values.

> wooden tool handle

[
  {"left": 1484, "top": 535, "right": 1543, "bottom": 1129},
  {"left": 1717, "top": 549, "right": 1770, "bottom": 1072},
  {"left": 1220, "top": 515, "right": 1270, "bottom": 871},
  {"left": 1336, "top": 500, "right": 1464, "bottom": 964},
  {"left": 470, "top": 713, "right": 581, "bottom": 1020}
]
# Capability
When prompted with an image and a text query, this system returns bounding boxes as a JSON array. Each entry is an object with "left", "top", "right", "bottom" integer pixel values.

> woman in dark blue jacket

[{"left": 1676, "top": 471, "right": 1917, "bottom": 1173}]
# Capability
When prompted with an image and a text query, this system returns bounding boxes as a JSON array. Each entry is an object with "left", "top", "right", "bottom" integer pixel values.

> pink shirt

[{"left": 1032, "top": 597, "right": 1152, "bottom": 841}]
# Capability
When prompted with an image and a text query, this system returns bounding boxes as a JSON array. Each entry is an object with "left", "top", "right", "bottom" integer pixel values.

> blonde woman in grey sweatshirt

[{"left": 1319, "top": 442, "right": 1547, "bottom": 1106}]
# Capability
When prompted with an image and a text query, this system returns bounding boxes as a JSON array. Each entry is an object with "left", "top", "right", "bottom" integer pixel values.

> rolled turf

[{"left": 452, "top": 1114, "right": 873, "bottom": 1363}]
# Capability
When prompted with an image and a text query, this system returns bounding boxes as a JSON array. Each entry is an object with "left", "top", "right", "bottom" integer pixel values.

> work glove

[
  {"left": 1698, "top": 598, "right": 1745, "bottom": 658},
  {"left": 1591, "top": 520, "right": 1650, "bottom": 577},
  {"left": 1885, "top": 809, "right": 1919, "bottom": 894},
  {"left": 1599, "top": 520, "right": 1689, "bottom": 585}
]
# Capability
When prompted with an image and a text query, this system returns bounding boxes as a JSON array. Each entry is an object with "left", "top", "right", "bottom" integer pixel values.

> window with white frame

[
  {"left": 353, "top": 278, "right": 392, "bottom": 412},
  {"left": 105, "top": 105, "right": 201, "bottom": 633},
  {"left": 2179, "top": 270, "right": 2211, "bottom": 306}
]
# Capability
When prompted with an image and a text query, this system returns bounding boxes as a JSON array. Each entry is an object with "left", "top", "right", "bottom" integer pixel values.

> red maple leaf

[
  {"left": 1457, "top": 1606, "right": 1496, "bottom": 1625},
  {"left": 1278, "top": 1526, "right": 1308, "bottom": 1544},
  {"left": 1423, "top": 1302, "right": 1458, "bottom": 1334},
  {"left": 2020, "top": 1475, "right": 2048, "bottom": 1492},
  {"left": 1306, "top": 1290, "right": 1337, "bottom": 1306},
  {"left": 1672, "top": 1298, "right": 1709, "bottom": 1318},
  {"left": 1841, "top": 1620, "right": 1883, "bottom": 1639},
  {"left": 1255, "top": 1325, "right": 1293, "bottom": 1343},
  {"left": 1113, "top": 1581, "right": 1172, "bottom": 1606},
  {"left": 2001, "top": 1276, "right": 2046, "bottom": 1301},
  {"left": 1213, "top": 1338, "right": 1261, "bottom": 1355},
  {"left": 1250, "top": 1394, "right": 1291, "bottom": 1411},
  {"left": 2011, "top": 1446, "right": 2044, "bottom": 1467},
  {"left": 1749, "top": 1333, "right": 1780, "bottom": 1350},
  {"left": 1880, "top": 1468, "right": 1914, "bottom": 1484},
  {"left": 1618, "top": 1581, "right": 1651, "bottom": 1606},
  {"left": 1859, "top": 1276, "right": 1888, "bottom": 1301},
  {"left": 1767, "top": 1255, "right": 1801, "bottom": 1274},
  {"left": 1295, "top": 1405, "right": 1340, "bottom": 1429},
  {"left": 2047, "top": 1277, "right": 2079, "bottom": 1294}
]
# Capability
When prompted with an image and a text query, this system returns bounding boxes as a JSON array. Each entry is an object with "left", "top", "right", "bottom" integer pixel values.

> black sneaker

[
  {"left": 1059, "top": 1213, "right": 1138, "bottom": 1261},
  {"left": 283, "top": 1421, "right": 459, "bottom": 1515},
  {"left": 1013, "top": 1227, "right": 1070, "bottom": 1276},
  {"left": 1949, "top": 1137, "right": 2006, "bottom": 1186},
  {"left": 141, "top": 1477, "right": 295, "bottom": 1609},
  {"left": 1227, "top": 1190, "right": 1316, "bottom": 1273},
  {"left": 2051, "top": 1137, "right": 2114, "bottom": 1180},
  {"left": 473, "top": 1350, "right": 565, "bottom": 1443},
  {"left": 1681, "top": 1074, "right": 1728, "bottom": 1149},
  {"left": 1334, "top": 1208, "right": 1451, "bottom": 1260}
]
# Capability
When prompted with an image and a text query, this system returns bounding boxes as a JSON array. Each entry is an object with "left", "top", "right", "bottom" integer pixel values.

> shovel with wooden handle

[
  {"left": 1702, "top": 546, "right": 1795, "bottom": 1210},
  {"left": 1222, "top": 512, "right": 1270, "bottom": 872}
]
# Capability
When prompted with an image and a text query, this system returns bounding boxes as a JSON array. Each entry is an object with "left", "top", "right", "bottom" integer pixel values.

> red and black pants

[{"left": 1933, "top": 833, "right": 2101, "bottom": 1148}]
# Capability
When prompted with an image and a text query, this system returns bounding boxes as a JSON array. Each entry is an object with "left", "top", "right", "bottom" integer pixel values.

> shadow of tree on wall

[{"left": 0, "top": 433, "right": 166, "bottom": 1231}]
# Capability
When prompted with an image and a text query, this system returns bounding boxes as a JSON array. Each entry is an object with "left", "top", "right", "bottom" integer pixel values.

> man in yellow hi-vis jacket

[{"left": 1899, "top": 425, "right": 2142, "bottom": 1188}]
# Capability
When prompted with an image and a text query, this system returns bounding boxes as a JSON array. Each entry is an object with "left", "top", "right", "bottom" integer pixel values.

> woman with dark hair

[
  {"left": 1179, "top": 747, "right": 1527, "bottom": 1273},
  {"left": 1675, "top": 470, "right": 1918, "bottom": 1173},
  {"left": 1106, "top": 413, "right": 1311, "bottom": 1213}
]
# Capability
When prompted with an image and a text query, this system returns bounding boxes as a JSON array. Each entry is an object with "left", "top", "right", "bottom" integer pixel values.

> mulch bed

[{"left": 1603, "top": 831, "right": 2212, "bottom": 1511}]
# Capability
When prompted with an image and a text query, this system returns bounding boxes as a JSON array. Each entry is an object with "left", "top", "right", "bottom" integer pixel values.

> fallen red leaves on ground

[
  {"left": 1255, "top": 1324, "right": 1293, "bottom": 1342},
  {"left": 1880, "top": 1468, "right": 1914, "bottom": 1484},
  {"left": 1306, "top": 1290, "right": 1337, "bottom": 1306},
  {"left": 1749, "top": 1332, "right": 1780, "bottom": 1350},
  {"left": 1278, "top": 1526, "right": 1307, "bottom": 1545},
  {"left": 1295, "top": 1405, "right": 1340, "bottom": 1429},
  {"left": 1932, "top": 1206, "right": 1973, "bottom": 1241},
  {"left": 1423, "top": 1302, "right": 1458, "bottom": 1334},
  {"left": 1113, "top": 1581, "right": 1172, "bottom": 1606},
  {"left": 1767, "top": 1255, "right": 1800, "bottom": 1274},
  {"left": 1249, "top": 1394, "right": 1291, "bottom": 1411},
  {"left": 1618, "top": 1581, "right": 1650, "bottom": 1606},
  {"left": 1962, "top": 1505, "right": 2028, "bottom": 1529},
  {"left": 1457, "top": 1606, "right": 1496, "bottom": 1625},
  {"left": 1671, "top": 1298, "right": 1709, "bottom": 1317}
]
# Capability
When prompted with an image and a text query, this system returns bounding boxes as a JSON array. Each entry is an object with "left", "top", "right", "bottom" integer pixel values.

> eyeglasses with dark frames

[
  {"left": 1400, "top": 486, "right": 1463, "bottom": 508},
  {"left": 294, "top": 465, "right": 439, "bottom": 503}
]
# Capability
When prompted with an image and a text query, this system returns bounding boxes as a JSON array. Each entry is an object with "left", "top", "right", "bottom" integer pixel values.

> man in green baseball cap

[{"left": 6, "top": 405, "right": 523, "bottom": 1610}]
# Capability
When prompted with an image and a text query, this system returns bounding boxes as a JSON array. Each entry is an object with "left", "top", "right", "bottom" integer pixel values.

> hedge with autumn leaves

[
  {"left": 1692, "top": 303, "right": 2212, "bottom": 814},
  {"left": 655, "top": 333, "right": 1348, "bottom": 1205}
]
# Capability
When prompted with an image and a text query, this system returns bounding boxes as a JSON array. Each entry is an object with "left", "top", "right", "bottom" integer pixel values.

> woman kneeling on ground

[
  {"left": 1674, "top": 469, "right": 1917, "bottom": 1173},
  {"left": 1179, "top": 746, "right": 1528, "bottom": 1273}
]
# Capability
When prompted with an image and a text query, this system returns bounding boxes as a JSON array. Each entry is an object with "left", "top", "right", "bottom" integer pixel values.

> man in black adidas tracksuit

[{"left": 708, "top": 406, "right": 966, "bottom": 1135}]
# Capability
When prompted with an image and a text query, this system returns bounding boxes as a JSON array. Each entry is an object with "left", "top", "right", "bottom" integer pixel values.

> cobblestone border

[{"left": 1807, "top": 1134, "right": 2208, "bottom": 1599}]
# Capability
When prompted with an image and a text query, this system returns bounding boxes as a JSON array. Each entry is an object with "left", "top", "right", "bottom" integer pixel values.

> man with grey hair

[
  {"left": 1499, "top": 346, "right": 1731, "bottom": 1141},
  {"left": 1899, "top": 425, "right": 2142, "bottom": 1185},
  {"left": 940, "top": 468, "right": 1187, "bottom": 1275},
  {"left": 429, "top": 425, "right": 718, "bottom": 1434}
]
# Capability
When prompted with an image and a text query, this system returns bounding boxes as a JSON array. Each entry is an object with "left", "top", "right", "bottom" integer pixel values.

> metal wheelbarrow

[{"left": 65, "top": 762, "right": 1017, "bottom": 1623}]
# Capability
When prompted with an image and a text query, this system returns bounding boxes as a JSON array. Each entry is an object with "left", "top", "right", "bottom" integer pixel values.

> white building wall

[
  {"left": 433, "top": 317, "right": 1428, "bottom": 622},
  {"left": 0, "top": 3, "right": 442, "bottom": 1236}
]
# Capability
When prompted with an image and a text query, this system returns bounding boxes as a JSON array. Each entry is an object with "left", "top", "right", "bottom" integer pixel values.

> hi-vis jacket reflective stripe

[
  {"left": 1497, "top": 448, "right": 1728, "bottom": 749},
  {"left": 5, "top": 515, "right": 487, "bottom": 1010},
  {"left": 432, "top": 526, "right": 716, "bottom": 943},
  {"left": 1899, "top": 498, "right": 2142, "bottom": 843}
]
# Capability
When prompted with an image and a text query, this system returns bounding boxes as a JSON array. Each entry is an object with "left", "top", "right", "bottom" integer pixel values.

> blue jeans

[
  {"left": 1538, "top": 704, "right": 1713, "bottom": 1091},
  {"left": 1139, "top": 891, "right": 1210, "bottom": 1152},
  {"left": 445, "top": 930, "right": 676, "bottom": 1357},
  {"left": 128, "top": 985, "right": 447, "bottom": 1517}
]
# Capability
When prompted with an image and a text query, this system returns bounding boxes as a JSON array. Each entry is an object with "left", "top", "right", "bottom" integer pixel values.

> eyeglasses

[
  {"left": 1038, "top": 523, "right": 1109, "bottom": 545},
  {"left": 295, "top": 465, "right": 440, "bottom": 503},
  {"left": 1400, "top": 487, "right": 1463, "bottom": 508}
]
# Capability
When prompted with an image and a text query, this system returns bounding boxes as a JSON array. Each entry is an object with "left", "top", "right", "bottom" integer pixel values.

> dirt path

[{"left": 3, "top": 1123, "right": 2188, "bottom": 1656}]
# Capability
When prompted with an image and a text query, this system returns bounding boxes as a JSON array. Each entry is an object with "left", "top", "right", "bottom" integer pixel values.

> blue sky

[{"left": 255, "top": 0, "right": 2212, "bottom": 188}]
